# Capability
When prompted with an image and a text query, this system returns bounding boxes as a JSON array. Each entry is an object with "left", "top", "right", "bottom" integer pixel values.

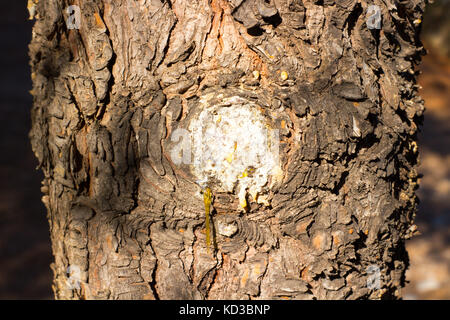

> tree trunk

[{"left": 28, "top": 0, "right": 425, "bottom": 300}]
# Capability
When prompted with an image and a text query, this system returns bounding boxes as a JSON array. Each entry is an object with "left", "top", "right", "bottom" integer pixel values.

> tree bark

[{"left": 29, "top": 0, "right": 425, "bottom": 300}]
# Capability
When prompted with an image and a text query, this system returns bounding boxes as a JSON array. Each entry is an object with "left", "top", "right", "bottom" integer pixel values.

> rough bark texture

[{"left": 29, "top": 0, "right": 425, "bottom": 300}]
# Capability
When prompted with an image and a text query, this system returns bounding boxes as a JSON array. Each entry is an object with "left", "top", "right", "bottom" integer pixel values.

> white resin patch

[{"left": 189, "top": 96, "right": 282, "bottom": 209}]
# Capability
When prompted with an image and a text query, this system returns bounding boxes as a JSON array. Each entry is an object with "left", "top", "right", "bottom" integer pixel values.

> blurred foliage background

[{"left": 0, "top": 1, "right": 448, "bottom": 299}]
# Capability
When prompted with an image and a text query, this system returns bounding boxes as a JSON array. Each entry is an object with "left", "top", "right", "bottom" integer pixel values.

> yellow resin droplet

[
  {"left": 240, "top": 197, "right": 247, "bottom": 209},
  {"left": 226, "top": 141, "right": 237, "bottom": 163},
  {"left": 250, "top": 190, "right": 258, "bottom": 202},
  {"left": 238, "top": 187, "right": 248, "bottom": 210},
  {"left": 203, "top": 187, "right": 213, "bottom": 253},
  {"left": 281, "top": 71, "right": 288, "bottom": 81}
]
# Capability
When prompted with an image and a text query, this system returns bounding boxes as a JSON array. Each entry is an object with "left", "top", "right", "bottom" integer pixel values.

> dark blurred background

[
  {"left": 0, "top": 1, "right": 448, "bottom": 299},
  {"left": 0, "top": 2, "right": 52, "bottom": 299}
]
